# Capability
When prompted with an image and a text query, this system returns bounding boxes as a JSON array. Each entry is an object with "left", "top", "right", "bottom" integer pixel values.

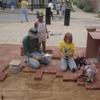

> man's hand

[{"left": 32, "top": 55, "right": 42, "bottom": 60}]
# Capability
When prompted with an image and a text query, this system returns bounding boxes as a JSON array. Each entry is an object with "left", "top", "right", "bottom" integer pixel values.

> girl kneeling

[{"left": 59, "top": 32, "right": 77, "bottom": 72}]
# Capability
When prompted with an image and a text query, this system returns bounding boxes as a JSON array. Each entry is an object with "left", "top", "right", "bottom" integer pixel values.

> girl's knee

[
  {"left": 68, "top": 59, "right": 77, "bottom": 71},
  {"left": 59, "top": 59, "right": 67, "bottom": 71},
  {"left": 59, "top": 66, "right": 67, "bottom": 71}
]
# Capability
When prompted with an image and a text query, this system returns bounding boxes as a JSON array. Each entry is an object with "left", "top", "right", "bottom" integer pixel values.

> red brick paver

[
  {"left": 22, "top": 66, "right": 37, "bottom": 73},
  {"left": 63, "top": 70, "right": 83, "bottom": 82},
  {"left": 0, "top": 44, "right": 22, "bottom": 81},
  {"left": 85, "top": 81, "right": 100, "bottom": 90},
  {"left": 34, "top": 69, "right": 43, "bottom": 80},
  {"left": 0, "top": 72, "right": 7, "bottom": 81},
  {"left": 56, "top": 69, "right": 64, "bottom": 77},
  {"left": 1, "top": 44, "right": 92, "bottom": 90}
]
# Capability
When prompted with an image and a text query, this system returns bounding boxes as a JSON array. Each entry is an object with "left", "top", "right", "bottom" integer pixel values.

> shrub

[
  {"left": 98, "top": 11, "right": 100, "bottom": 13},
  {"left": 76, "top": 2, "right": 93, "bottom": 12},
  {"left": 73, "top": 0, "right": 79, "bottom": 5},
  {"left": 83, "top": 5, "right": 92, "bottom": 12},
  {"left": 77, "top": 2, "right": 85, "bottom": 9}
]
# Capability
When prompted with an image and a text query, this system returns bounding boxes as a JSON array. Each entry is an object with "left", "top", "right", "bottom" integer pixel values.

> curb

[
  {"left": 0, "top": 10, "right": 35, "bottom": 15},
  {"left": 0, "top": 8, "right": 45, "bottom": 15}
]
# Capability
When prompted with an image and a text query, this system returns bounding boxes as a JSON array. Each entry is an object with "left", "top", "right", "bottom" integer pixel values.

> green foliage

[
  {"left": 76, "top": 2, "right": 93, "bottom": 12},
  {"left": 83, "top": 5, "right": 92, "bottom": 12},
  {"left": 65, "top": 0, "right": 73, "bottom": 10},
  {"left": 73, "top": 0, "right": 79, "bottom": 5},
  {"left": 77, "top": 2, "right": 85, "bottom": 9}
]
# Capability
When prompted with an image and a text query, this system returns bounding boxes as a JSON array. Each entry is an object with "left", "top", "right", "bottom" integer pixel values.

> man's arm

[{"left": 22, "top": 37, "right": 31, "bottom": 57}]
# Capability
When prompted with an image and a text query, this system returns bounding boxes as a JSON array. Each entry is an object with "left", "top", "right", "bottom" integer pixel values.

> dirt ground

[
  {"left": 0, "top": 45, "right": 100, "bottom": 100},
  {"left": 0, "top": 71, "right": 100, "bottom": 100}
]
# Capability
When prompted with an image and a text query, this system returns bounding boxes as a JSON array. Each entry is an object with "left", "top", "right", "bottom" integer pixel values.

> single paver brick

[
  {"left": 63, "top": 70, "right": 83, "bottom": 82},
  {"left": 22, "top": 66, "right": 36, "bottom": 73},
  {"left": 0, "top": 65, "right": 8, "bottom": 74},
  {"left": 0, "top": 72, "right": 7, "bottom": 81},
  {"left": 85, "top": 81, "right": 100, "bottom": 90},
  {"left": 43, "top": 65, "right": 57, "bottom": 74},
  {"left": 34, "top": 70, "right": 43, "bottom": 80},
  {"left": 56, "top": 69, "right": 64, "bottom": 77}
]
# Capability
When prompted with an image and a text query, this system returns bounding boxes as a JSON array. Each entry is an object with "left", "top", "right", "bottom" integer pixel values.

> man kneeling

[{"left": 22, "top": 27, "right": 50, "bottom": 69}]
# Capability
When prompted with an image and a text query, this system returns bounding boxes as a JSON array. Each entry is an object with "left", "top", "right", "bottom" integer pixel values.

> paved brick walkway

[
  {"left": 0, "top": 44, "right": 100, "bottom": 90},
  {"left": 0, "top": 44, "right": 85, "bottom": 81}
]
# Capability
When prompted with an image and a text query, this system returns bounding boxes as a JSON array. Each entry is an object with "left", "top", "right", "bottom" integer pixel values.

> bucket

[{"left": 9, "top": 60, "right": 21, "bottom": 74}]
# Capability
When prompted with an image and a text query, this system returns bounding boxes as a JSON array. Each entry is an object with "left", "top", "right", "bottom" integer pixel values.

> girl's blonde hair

[{"left": 64, "top": 32, "right": 73, "bottom": 43}]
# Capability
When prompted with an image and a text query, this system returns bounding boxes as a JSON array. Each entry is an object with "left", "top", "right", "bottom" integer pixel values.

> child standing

[
  {"left": 59, "top": 32, "right": 77, "bottom": 72},
  {"left": 20, "top": 0, "right": 29, "bottom": 22},
  {"left": 34, "top": 12, "right": 49, "bottom": 53}
]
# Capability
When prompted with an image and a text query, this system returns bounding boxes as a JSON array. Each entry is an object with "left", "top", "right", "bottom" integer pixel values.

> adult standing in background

[
  {"left": 48, "top": 0, "right": 54, "bottom": 19},
  {"left": 55, "top": 1, "right": 61, "bottom": 15},
  {"left": 0, "top": 0, "right": 3, "bottom": 10},
  {"left": 2, "top": 0, "right": 6, "bottom": 10},
  {"left": 0, "top": 0, "right": 2, "bottom": 9},
  {"left": 20, "top": 0, "right": 29, "bottom": 22},
  {"left": 60, "top": 1, "right": 66, "bottom": 19}
]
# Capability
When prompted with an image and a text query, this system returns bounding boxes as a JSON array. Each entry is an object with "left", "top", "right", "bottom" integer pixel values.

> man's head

[{"left": 28, "top": 27, "right": 39, "bottom": 39}]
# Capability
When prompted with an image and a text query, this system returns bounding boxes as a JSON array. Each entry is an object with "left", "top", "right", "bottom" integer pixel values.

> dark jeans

[
  {"left": 51, "top": 11, "right": 53, "bottom": 19},
  {"left": 0, "top": 1, "right": 2, "bottom": 9}
]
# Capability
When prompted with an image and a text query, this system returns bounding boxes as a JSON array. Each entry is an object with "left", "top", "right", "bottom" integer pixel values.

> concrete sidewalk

[
  {"left": 0, "top": 21, "right": 89, "bottom": 48},
  {"left": 0, "top": 8, "right": 44, "bottom": 15},
  {"left": 0, "top": 6, "right": 100, "bottom": 48}
]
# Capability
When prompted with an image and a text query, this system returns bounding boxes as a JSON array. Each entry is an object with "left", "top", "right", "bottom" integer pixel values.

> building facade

[
  {"left": 1, "top": 0, "right": 17, "bottom": 8},
  {"left": 17, "top": 0, "right": 58, "bottom": 8}
]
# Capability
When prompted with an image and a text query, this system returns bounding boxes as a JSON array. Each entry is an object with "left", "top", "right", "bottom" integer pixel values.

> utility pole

[{"left": 31, "top": 0, "right": 33, "bottom": 11}]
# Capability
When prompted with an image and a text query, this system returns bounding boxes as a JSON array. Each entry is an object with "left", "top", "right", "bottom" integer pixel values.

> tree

[{"left": 65, "top": 0, "right": 73, "bottom": 9}]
